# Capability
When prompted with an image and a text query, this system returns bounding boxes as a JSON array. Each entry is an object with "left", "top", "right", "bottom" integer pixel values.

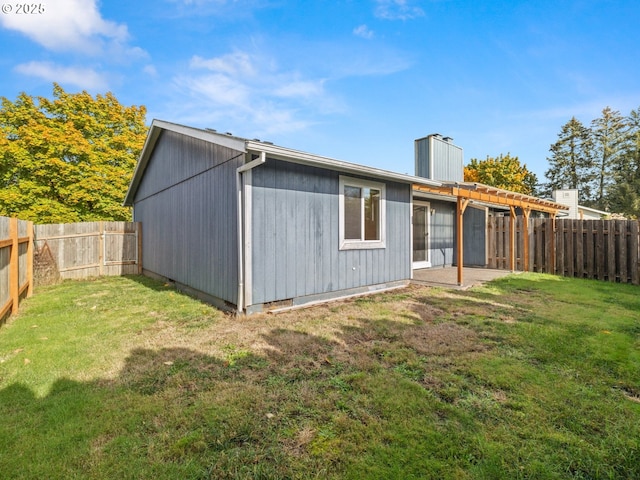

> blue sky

[{"left": 1, "top": 0, "right": 639, "bottom": 183}]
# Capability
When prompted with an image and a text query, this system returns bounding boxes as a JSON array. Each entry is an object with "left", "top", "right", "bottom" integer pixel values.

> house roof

[
  {"left": 124, "top": 119, "right": 442, "bottom": 206},
  {"left": 124, "top": 119, "right": 569, "bottom": 215}
]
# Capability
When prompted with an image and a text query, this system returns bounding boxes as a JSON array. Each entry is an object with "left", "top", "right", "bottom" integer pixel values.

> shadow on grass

[
  {"left": 2, "top": 275, "right": 639, "bottom": 480},
  {"left": 0, "top": 306, "right": 498, "bottom": 480}
]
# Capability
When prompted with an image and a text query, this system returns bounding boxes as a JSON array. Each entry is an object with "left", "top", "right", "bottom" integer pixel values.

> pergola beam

[{"left": 413, "top": 184, "right": 567, "bottom": 215}]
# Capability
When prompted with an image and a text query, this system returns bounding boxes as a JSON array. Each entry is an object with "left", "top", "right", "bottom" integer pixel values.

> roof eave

[{"left": 245, "top": 140, "right": 442, "bottom": 188}]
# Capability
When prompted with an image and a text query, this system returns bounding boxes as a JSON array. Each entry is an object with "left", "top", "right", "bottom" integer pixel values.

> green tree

[
  {"left": 0, "top": 84, "right": 147, "bottom": 223},
  {"left": 607, "top": 107, "right": 640, "bottom": 218},
  {"left": 464, "top": 153, "right": 538, "bottom": 195},
  {"left": 544, "top": 117, "right": 595, "bottom": 204},
  {"left": 590, "top": 107, "right": 628, "bottom": 209}
]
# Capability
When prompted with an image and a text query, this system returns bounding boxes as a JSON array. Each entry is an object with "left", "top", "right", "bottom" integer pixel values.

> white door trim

[{"left": 412, "top": 201, "right": 431, "bottom": 269}]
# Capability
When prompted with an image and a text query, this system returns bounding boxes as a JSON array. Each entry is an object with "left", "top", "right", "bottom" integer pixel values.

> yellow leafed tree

[
  {"left": 464, "top": 153, "right": 538, "bottom": 196},
  {"left": 0, "top": 84, "right": 147, "bottom": 223}
]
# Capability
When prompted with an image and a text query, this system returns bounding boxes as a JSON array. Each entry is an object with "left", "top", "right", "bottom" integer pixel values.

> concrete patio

[{"left": 412, "top": 266, "right": 519, "bottom": 290}]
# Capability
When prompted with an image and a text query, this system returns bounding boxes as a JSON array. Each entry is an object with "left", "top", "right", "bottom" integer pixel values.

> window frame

[{"left": 338, "top": 176, "right": 386, "bottom": 250}]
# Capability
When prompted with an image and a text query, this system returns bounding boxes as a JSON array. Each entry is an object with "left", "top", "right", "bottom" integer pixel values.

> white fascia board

[
  {"left": 578, "top": 205, "right": 608, "bottom": 215},
  {"left": 245, "top": 141, "right": 442, "bottom": 188}
]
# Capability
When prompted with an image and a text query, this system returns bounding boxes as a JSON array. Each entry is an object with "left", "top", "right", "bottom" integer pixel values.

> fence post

[
  {"left": 98, "top": 221, "right": 105, "bottom": 276},
  {"left": 27, "top": 221, "right": 33, "bottom": 297},
  {"left": 550, "top": 216, "right": 556, "bottom": 275},
  {"left": 137, "top": 222, "right": 143, "bottom": 275},
  {"left": 9, "top": 217, "right": 19, "bottom": 314},
  {"left": 631, "top": 221, "right": 639, "bottom": 285}
]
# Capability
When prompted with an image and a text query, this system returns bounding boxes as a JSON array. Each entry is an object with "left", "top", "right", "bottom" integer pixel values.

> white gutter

[{"left": 236, "top": 151, "right": 266, "bottom": 314}]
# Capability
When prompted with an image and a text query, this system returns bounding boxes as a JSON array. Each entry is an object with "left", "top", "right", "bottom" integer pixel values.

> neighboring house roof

[
  {"left": 124, "top": 119, "right": 443, "bottom": 206},
  {"left": 577, "top": 205, "right": 608, "bottom": 217}
]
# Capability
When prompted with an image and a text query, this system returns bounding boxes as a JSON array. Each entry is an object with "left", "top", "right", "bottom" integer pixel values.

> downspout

[{"left": 236, "top": 151, "right": 266, "bottom": 314}]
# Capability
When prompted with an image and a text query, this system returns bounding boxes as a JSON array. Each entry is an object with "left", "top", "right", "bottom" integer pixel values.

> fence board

[
  {"left": 547, "top": 219, "right": 555, "bottom": 274},
  {"left": 585, "top": 221, "right": 594, "bottom": 279},
  {"left": 595, "top": 221, "right": 604, "bottom": 280},
  {"left": 566, "top": 219, "right": 575, "bottom": 277},
  {"left": 556, "top": 220, "right": 565, "bottom": 276},
  {"left": 606, "top": 221, "right": 615, "bottom": 281},
  {"left": 619, "top": 221, "right": 627, "bottom": 282},
  {"left": 631, "top": 221, "right": 639, "bottom": 285},
  {"left": 576, "top": 220, "right": 584, "bottom": 278},
  {"left": 487, "top": 217, "right": 640, "bottom": 285},
  {"left": 34, "top": 222, "right": 141, "bottom": 282}
]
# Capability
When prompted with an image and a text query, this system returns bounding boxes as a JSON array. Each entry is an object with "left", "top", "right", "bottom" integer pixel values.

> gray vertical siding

[
  {"left": 424, "top": 200, "right": 487, "bottom": 267},
  {"left": 133, "top": 130, "right": 243, "bottom": 304},
  {"left": 415, "top": 137, "right": 431, "bottom": 179},
  {"left": 250, "top": 159, "right": 411, "bottom": 306},
  {"left": 462, "top": 205, "right": 487, "bottom": 266},
  {"left": 415, "top": 136, "right": 463, "bottom": 182},
  {"left": 428, "top": 200, "right": 456, "bottom": 267}
]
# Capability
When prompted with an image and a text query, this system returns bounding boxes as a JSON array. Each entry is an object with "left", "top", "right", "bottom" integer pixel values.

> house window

[{"left": 339, "top": 176, "right": 386, "bottom": 250}]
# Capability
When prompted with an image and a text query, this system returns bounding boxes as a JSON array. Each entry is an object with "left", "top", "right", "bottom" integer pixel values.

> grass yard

[{"left": 0, "top": 274, "right": 639, "bottom": 479}]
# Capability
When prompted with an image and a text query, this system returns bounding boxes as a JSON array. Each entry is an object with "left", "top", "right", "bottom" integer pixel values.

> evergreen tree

[
  {"left": 607, "top": 107, "right": 640, "bottom": 218},
  {"left": 544, "top": 117, "right": 595, "bottom": 204},
  {"left": 0, "top": 84, "right": 147, "bottom": 223},
  {"left": 590, "top": 107, "right": 628, "bottom": 210}
]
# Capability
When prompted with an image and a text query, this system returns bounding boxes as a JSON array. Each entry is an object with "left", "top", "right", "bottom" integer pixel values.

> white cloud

[
  {"left": 374, "top": 0, "right": 425, "bottom": 20},
  {"left": 353, "top": 24, "right": 374, "bottom": 39},
  {"left": 170, "top": 37, "right": 415, "bottom": 136},
  {"left": 176, "top": 73, "right": 252, "bottom": 108},
  {"left": 143, "top": 65, "right": 158, "bottom": 76},
  {"left": 0, "top": 0, "right": 137, "bottom": 56},
  {"left": 14, "top": 61, "right": 109, "bottom": 90},
  {"left": 273, "top": 80, "right": 325, "bottom": 99},
  {"left": 173, "top": 50, "right": 336, "bottom": 135},
  {"left": 190, "top": 52, "right": 256, "bottom": 76}
]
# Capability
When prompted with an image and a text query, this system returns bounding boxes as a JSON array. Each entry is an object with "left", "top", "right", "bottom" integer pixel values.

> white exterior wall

[{"left": 552, "top": 189, "right": 580, "bottom": 219}]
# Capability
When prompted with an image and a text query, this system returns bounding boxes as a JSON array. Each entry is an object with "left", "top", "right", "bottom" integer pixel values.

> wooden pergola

[{"left": 413, "top": 182, "right": 569, "bottom": 286}]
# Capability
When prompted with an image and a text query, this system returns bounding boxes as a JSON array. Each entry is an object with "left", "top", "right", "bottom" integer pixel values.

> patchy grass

[{"left": 0, "top": 274, "right": 639, "bottom": 479}]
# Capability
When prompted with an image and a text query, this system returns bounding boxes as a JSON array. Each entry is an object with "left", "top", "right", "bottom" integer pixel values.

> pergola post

[
  {"left": 522, "top": 207, "right": 531, "bottom": 272},
  {"left": 509, "top": 206, "right": 516, "bottom": 272},
  {"left": 456, "top": 196, "right": 469, "bottom": 286}
]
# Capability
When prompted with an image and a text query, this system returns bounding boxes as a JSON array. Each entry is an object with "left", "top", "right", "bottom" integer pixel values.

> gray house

[{"left": 124, "top": 120, "right": 566, "bottom": 314}]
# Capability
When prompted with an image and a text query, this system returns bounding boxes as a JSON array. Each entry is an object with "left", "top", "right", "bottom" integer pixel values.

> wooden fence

[
  {"left": 0, "top": 216, "right": 33, "bottom": 322},
  {"left": 488, "top": 217, "right": 640, "bottom": 284},
  {"left": 34, "top": 222, "right": 142, "bottom": 281}
]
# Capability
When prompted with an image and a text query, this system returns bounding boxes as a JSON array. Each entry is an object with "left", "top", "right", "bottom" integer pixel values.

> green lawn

[{"left": 1, "top": 274, "right": 639, "bottom": 479}]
